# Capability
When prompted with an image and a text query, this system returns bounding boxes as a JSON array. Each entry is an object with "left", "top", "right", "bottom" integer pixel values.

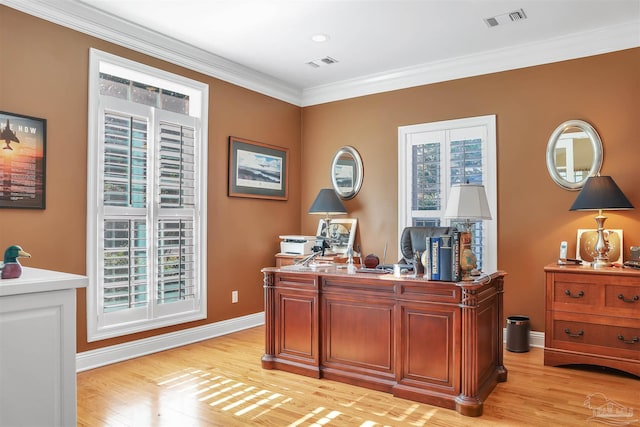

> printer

[{"left": 279, "top": 235, "right": 317, "bottom": 255}]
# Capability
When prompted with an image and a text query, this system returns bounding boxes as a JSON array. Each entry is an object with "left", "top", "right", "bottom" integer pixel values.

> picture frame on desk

[
  {"left": 228, "top": 136, "right": 289, "bottom": 200},
  {"left": 317, "top": 218, "right": 357, "bottom": 254},
  {"left": 576, "top": 228, "right": 623, "bottom": 264}
]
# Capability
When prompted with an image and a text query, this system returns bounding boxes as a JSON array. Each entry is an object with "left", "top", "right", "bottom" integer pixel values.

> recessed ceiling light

[{"left": 311, "top": 33, "right": 330, "bottom": 42}]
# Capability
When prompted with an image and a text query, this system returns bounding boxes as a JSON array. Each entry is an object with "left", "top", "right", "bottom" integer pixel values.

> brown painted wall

[
  {"left": 2, "top": 6, "right": 638, "bottom": 349},
  {"left": 301, "top": 48, "right": 640, "bottom": 331},
  {"left": 0, "top": 7, "right": 301, "bottom": 352}
]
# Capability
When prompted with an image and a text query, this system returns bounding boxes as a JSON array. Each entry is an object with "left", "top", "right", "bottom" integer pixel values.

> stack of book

[{"left": 423, "top": 230, "right": 471, "bottom": 282}]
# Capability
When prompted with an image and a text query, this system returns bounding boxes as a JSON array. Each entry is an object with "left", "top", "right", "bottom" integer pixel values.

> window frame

[
  {"left": 87, "top": 49, "right": 208, "bottom": 342},
  {"left": 397, "top": 115, "right": 497, "bottom": 273}
]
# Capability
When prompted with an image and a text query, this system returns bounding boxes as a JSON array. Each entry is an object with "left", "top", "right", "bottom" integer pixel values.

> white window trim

[
  {"left": 397, "top": 115, "right": 497, "bottom": 273},
  {"left": 87, "top": 49, "right": 209, "bottom": 342}
]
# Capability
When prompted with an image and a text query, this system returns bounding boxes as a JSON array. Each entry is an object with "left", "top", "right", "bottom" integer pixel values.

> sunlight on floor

[{"left": 152, "top": 367, "right": 442, "bottom": 426}]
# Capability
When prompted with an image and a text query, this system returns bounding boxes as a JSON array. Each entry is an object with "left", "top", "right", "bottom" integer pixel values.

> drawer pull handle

[
  {"left": 617, "top": 294, "right": 639, "bottom": 303},
  {"left": 564, "top": 328, "right": 584, "bottom": 338},
  {"left": 617, "top": 335, "right": 639, "bottom": 345},
  {"left": 564, "top": 290, "right": 584, "bottom": 299}
]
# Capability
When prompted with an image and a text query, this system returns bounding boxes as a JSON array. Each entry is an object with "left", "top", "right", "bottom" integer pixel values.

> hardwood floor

[{"left": 77, "top": 326, "right": 639, "bottom": 426}]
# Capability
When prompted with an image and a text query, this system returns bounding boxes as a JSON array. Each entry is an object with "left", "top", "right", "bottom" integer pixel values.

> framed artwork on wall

[
  {"left": 317, "top": 218, "right": 357, "bottom": 254},
  {"left": 0, "top": 111, "right": 47, "bottom": 209},
  {"left": 228, "top": 136, "right": 289, "bottom": 200},
  {"left": 576, "top": 229, "right": 623, "bottom": 264}
]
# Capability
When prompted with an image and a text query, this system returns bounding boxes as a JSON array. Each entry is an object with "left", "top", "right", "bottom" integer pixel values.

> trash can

[{"left": 506, "top": 315, "right": 530, "bottom": 353}]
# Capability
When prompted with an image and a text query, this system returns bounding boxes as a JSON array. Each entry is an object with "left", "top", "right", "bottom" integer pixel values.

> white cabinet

[{"left": 0, "top": 267, "right": 87, "bottom": 427}]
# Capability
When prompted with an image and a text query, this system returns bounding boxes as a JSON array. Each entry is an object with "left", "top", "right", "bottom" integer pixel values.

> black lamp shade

[
  {"left": 569, "top": 176, "right": 634, "bottom": 211},
  {"left": 308, "top": 188, "right": 347, "bottom": 215}
]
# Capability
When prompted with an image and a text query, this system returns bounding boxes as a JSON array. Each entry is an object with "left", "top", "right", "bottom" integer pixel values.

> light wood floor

[{"left": 77, "top": 326, "right": 639, "bottom": 426}]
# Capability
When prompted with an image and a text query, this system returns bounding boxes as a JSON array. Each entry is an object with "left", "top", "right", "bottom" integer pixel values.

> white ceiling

[{"left": 6, "top": 0, "right": 640, "bottom": 105}]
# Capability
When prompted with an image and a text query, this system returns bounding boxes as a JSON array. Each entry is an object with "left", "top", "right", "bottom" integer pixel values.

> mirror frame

[
  {"left": 331, "top": 146, "right": 363, "bottom": 200},
  {"left": 546, "top": 119, "right": 603, "bottom": 191}
]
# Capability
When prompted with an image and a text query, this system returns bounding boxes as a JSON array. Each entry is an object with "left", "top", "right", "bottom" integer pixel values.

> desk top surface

[{"left": 263, "top": 265, "right": 505, "bottom": 286}]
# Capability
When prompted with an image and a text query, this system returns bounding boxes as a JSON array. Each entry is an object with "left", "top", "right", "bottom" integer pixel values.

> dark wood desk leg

[
  {"left": 495, "top": 276, "right": 508, "bottom": 382},
  {"left": 261, "top": 271, "right": 276, "bottom": 368},
  {"left": 455, "top": 287, "right": 483, "bottom": 417}
]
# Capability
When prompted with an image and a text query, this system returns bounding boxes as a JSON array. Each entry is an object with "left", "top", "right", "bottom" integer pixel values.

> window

[
  {"left": 87, "top": 49, "right": 208, "bottom": 341},
  {"left": 398, "top": 115, "right": 497, "bottom": 272}
]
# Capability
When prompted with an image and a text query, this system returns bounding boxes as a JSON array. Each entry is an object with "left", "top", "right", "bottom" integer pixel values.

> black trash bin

[{"left": 506, "top": 315, "right": 530, "bottom": 353}]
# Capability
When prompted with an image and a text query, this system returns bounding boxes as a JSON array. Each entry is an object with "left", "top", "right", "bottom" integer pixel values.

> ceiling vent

[
  {"left": 306, "top": 56, "right": 339, "bottom": 68},
  {"left": 484, "top": 9, "right": 527, "bottom": 28}
]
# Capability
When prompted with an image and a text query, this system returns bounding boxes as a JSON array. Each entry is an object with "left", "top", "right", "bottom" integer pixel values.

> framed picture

[
  {"left": 576, "top": 229, "right": 623, "bottom": 264},
  {"left": 0, "top": 111, "right": 46, "bottom": 209},
  {"left": 228, "top": 136, "right": 289, "bottom": 200},
  {"left": 317, "top": 218, "right": 357, "bottom": 254}
]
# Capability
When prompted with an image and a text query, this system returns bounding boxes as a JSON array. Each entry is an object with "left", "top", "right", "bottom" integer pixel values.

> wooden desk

[
  {"left": 261, "top": 267, "right": 507, "bottom": 417},
  {"left": 275, "top": 253, "right": 360, "bottom": 268}
]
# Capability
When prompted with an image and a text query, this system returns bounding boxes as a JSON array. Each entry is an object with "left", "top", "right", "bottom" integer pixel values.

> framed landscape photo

[
  {"left": 228, "top": 136, "right": 289, "bottom": 200},
  {"left": 317, "top": 218, "right": 357, "bottom": 254},
  {"left": 0, "top": 111, "right": 46, "bottom": 209}
]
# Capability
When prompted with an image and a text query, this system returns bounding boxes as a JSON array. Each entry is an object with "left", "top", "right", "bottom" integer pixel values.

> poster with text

[{"left": 0, "top": 111, "right": 46, "bottom": 209}]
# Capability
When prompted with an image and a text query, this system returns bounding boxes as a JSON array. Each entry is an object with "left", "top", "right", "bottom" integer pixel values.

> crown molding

[
  {"left": 301, "top": 20, "right": 640, "bottom": 106},
  {"left": 3, "top": 0, "right": 302, "bottom": 105},
  {"left": 4, "top": 1, "right": 639, "bottom": 108}
]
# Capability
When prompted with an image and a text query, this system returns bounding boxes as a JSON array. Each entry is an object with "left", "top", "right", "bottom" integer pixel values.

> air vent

[
  {"left": 321, "top": 56, "right": 338, "bottom": 65},
  {"left": 484, "top": 8, "right": 527, "bottom": 28},
  {"left": 509, "top": 9, "right": 527, "bottom": 21},
  {"left": 306, "top": 56, "right": 339, "bottom": 68}
]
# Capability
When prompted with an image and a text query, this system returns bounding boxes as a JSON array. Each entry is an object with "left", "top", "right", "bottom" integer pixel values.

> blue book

[
  {"left": 430, "top": 237, "right": 440, "bottom": 280},
  {"left": 438, "top": 234, "right": 453, "bottom": 281}
]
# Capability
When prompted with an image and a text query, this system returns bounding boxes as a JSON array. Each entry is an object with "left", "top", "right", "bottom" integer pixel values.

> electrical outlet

[{"left": 232, "top": 290, "right": 238, "bottom": 303}]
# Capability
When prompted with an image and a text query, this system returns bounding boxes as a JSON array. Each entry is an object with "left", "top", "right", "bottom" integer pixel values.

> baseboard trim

[{"left": 76, "top": 312, "right": 265, "bottom": 372}]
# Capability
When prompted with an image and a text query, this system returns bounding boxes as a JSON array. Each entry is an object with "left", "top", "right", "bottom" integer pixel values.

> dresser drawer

[
  {"left": 605, "top": 284, "right": 640, "bottom": 312},
  {"left": 550, "top": 319, "right": 640, "bottom": 359},
  {"left": 550, "top": 275, "right": 600, "bottom": 309}
]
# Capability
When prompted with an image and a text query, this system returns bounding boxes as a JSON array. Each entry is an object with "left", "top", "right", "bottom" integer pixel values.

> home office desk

[{"left": 261, "top": 266, "right": 507, "bottom": 416}]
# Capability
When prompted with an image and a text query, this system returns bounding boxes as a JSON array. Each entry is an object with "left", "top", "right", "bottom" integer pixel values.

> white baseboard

[
  {"left": 76, "top": 312, "right": 265, "bottom": 372},
  {"left": 502, "top": 328, "right": 545, "bottom": 349}
]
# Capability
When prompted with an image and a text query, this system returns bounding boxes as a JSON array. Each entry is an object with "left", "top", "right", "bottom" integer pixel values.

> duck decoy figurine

[{"left": 1, "top": 245, "right": 31, "bottom": 279}]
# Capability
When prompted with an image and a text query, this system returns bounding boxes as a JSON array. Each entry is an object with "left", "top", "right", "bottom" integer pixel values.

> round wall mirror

[
  {"left": 546, "top": 120, "right": 603, "bottom": 191},
  {"left": 331, "top": 146, "right": 363, "bottom": 199}
]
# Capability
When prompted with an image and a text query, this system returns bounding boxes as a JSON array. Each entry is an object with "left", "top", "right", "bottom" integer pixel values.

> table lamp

[
  {"left": 308, "top": 188, "right": 347, "bottom": 251},
  {"left": 444, "top": 183, "right": 492, "bottom": 280},
  {"left": 569, "top": 175, "right": 633, "bottom": 268}
]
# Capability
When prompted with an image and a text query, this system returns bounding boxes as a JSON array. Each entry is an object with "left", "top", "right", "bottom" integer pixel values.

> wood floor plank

[{"left": 77, "top": 326, "right": 639, "bottom": 426}]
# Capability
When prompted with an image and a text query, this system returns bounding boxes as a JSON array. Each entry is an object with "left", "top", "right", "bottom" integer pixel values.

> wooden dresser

[
  {"left": 261, "top": 266, "right": 507, "bottom": 417},
  {"left": 544, "top": 264, "right": 640, "bottom": 376}
]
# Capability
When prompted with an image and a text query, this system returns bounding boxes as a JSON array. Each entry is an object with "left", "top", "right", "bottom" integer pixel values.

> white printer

[{"left": 279, "top": 235, "right": 317, "bottom": 255}]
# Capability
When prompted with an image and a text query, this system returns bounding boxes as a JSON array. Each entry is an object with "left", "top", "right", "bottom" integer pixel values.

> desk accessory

[
  {"left": 444, "top": 183, "right": 492, "bottom": 280},
  {"left": 1, "top": 245, "right": 31, "bottom": 279}
]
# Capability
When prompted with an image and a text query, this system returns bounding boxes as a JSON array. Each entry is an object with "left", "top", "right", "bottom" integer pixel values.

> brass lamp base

[
  {"left": 591, "top": 257, "right": 611, "bottom": 269},
  {"left": 591, "top": 210, "right": 611, "bottom": 268}
]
